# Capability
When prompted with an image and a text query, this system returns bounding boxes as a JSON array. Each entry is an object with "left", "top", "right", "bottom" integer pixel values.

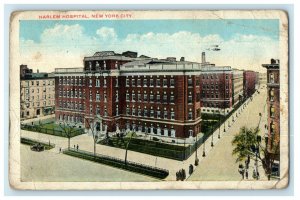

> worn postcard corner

[{"left": 9, "top": 10, "right": 289, "bottom": 190}]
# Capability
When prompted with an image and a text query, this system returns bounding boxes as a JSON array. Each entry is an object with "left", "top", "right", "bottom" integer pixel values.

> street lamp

[
  {"left": 202, "top": 136, "right": 206, "bottom": 157},
  {"left": 218, "top": 113, "right": 221, "bottom": 139},
  {"left": 210, "top": 121, "right": 214, "bottom": 147},
  {"left": 195, "top": 133, "right": 199, "bottom": 166}
]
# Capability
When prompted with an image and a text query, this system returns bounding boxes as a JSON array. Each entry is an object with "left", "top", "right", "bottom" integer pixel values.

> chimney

[
  {"left": 180, "top": 57, "right": 185, "bottom": 61},
  {"left": 202, "top": 52, "right": 206, "bottom": 63}
]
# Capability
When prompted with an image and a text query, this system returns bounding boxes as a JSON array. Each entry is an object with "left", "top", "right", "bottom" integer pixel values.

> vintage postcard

[{"left": 9, "top": 10, "right": 289, "bottom": 190}]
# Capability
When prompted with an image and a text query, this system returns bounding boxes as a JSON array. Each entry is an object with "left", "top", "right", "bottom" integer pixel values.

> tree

[
  {"left": 85, "top": 117, "right": 101, "bottom": 157},
  {"left": 232, "top": 126, "right": 279, "bottom": 180},
  {"left": 59, "top": 121, "right": 79, "bottom": 150},
  {"left": 124, "top": 131, "right": 135, "bottom": 165}
]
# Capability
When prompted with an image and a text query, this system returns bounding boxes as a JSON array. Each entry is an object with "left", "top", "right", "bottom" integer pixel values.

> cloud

[
  {"left": 20, "top": 24, "right": 278, "bottom": 72},
  {"left": 96, "top": 27, "right": 117, "bottom": 40}
]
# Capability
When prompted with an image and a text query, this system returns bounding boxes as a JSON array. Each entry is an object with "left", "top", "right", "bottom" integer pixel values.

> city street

[
  {"left": 21, "top": 86, "right": 268, "bottom": 181},
  {"left": 188, "top": 86, "right": 268, "bottom": 181}
]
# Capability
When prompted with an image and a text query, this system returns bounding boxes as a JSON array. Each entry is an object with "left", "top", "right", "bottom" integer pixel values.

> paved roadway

[
  {"left": 21, "top": 86, "right": 268, "bottom": 181},
  {"left": 188, "top": 86, "right": 268, "bottom": 181},
  {"left": 21, "top": 144, "right": 157, "bottom": 182}
]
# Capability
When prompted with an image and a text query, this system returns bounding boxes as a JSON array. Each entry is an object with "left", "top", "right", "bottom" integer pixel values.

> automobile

[{"left": 30, "top": 143, "right": 45, "bottom": 152}]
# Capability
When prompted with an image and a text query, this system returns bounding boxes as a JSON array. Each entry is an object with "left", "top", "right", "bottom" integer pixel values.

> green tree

[
  {"left": 232, "top": 126, "right": 259, "bottom": 162},
  {"left": 232, "top": 126, "right": 279, "bottom": 180}
]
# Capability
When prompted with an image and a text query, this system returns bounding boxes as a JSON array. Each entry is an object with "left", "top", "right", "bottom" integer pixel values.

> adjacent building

[
  {"left": 200, "top": 66, "right": 233, "bottom": 115},
  {"left": 20, "top": 65, "right": 56, "bottom": 120},
  {"left": 262, "top": 59, "right": 280, "bottom": 161},
  {"left": 232, "top": 69, "right": 244, "bottom": 107},
  {"left": 243, "top": 70, "right": 258, "bottom": 98}
]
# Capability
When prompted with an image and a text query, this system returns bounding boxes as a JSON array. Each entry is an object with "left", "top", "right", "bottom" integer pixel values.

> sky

[{"left": 19, "top": 19, "right": 279, "bottom": 73}]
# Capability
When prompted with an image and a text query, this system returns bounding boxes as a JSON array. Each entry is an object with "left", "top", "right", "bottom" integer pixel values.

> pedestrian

[
  {"left": 76, "top": 144, "right": 79, "bottom": 151},
  {"left": 74, "top": 145, "right": 76, "bottom": 149},
  {"left": 59, "top": 147, "right": 62, "bottom": 153},
  {"left": 245, "top": 169, "right": 248, "bottom": 179}
]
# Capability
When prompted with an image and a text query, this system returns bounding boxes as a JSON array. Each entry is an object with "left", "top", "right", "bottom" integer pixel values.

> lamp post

[
  {"left": 195, "top": 133, "right": 199, "bottom": 166},
  {"left": 218, "top": 113, "right": 221, "bottom": 139},
  {"left": 210, "top": 121, "right": 214, "bottom": 147},
  {"left": 223, "top": 70, "right": 226, "bottom": 133},
  {"left": 202, "top": 136, "right": 206, "bottom": 157}
]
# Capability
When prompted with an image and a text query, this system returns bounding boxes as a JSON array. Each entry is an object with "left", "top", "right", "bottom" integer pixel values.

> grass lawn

[
  {"left": 99, "top": 136, "right": 190, "bottom": 161},
  {"left": 21, "top": 122, "right": 84, "bottom": 138}
]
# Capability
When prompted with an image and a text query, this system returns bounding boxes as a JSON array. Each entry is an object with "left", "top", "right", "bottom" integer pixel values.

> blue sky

[
  {"left": 19, "top": 19, "right": 279, "bottom": 72},
  {"left": 20, "top": 19, "right": 279, "bottom": 42}
]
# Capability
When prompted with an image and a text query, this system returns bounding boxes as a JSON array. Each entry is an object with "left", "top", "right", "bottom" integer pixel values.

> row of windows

[
  {"left": 58, "top": 114, "right": 84, "bottom": 123},
  {"left": 202, "top": 74, "right": 229, "bottom": 80},
  {"left": 58, "top": 101, "right": 86, "bottom": 111},
  {"left": 25, "top": 94, "right": 54, "bottom": 101},
  {"left": 59, "top": 77, "right": 85, "bottom": 86},
  {"left": 125, "top": 124, "right": 176, "bottom": 137},
  {"left": 126, "top": 77, "right": 175, "bottom": 88},
  {"left": 25, "top": 87, "right": 54, "bottom": 94},
  {"left": 25, "top": 100, "right": 53, "bottom": 108},
  {"left": 25, "top": 80, "right": 55, "bottom": 87}
]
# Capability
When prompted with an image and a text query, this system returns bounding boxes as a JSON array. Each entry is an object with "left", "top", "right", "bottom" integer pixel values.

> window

[
  {"left": 126, "top": 92, "right": 130, "bottom": 101},
  {"left": 188, "top": 77, "right": 192, "bottom": 87},
  {"left": 188, "top": 92, "right": 193, "bottom": 104},
  {"left": 269, "top": 73, "right": 275, "bottom": 83},
  {"left": 144, "top": 107, "right": 148, "bottom": 117},
  {"left": 90, "top": 105, "right": 93, "bottom": 114},
  {"left": 156, "top": 92, "right": 160, "bottom": 102},
  {"left": 143, "top": 78, "right": 147, "bottom": 87},
  {"left": 163, "top": 79, "right": 168, "bottom": 87},
  {"left": 138, "top": 108, "right": 141, "bottom": 116},
  {"left": 96, "top": 79, "right": 100, "bottom": 87},
  {"left": 132, "top": 107, "right": 136, "bottom": 116},
  {"left": 132, "top": 78, "right": 135, "bottom": 87},
  {"left": 270, "top": 89, "right": 275, "bottom": 101},
  {"left": 226, "top": 74, "right": 228, "bottom": 80},
  {"left": 170, "top": 92, "right": 175, "bottom": 103},
  {"left": 115, "top": 78, "right": 119, "bottom": 87},
  {"left": 126, "top": 77, "right": 130, "bottom": 87},
  {"left": 150, "top": 79, "right": 154, "bottom": 87},
  {"left": 116, "top": 105, "right": 119, "bottom": 116},
  {"left": 96, "top": 92, "right": 100, "bottom": 102},
  {"left": 96, "top": 106, "right": 100, "bottom": 115},
  {"left": 150, "top": 93, "right": 154, "bottom": 102},
  {"left": 89, "top": 91, "right": 92, "bottom": 101},
  {"left": 171, "top": 109, "right": 175, "bottom": 120},
  {"left": 115, "top": 90, "right": 119, "bottom": 102},
  {"left": 143, "top": 93, "right": 148, "bottom": 101},
  {"left": 103, "top": 78, "right": 107, "bottom": 87},
  {"left": 104, "top": 91, "right": 107, "bottom": 102},
  {"left": 163, "top": 92, "right": 168, "bottom": 103},
  {"left": 132, "top": 92, "right": 136, "bottom": 102},
  {"left": 137, "top": 78, "right": 141, "bottom": 86},
  {"left": 270, "top": 106, "right": 275, "bottom": 117},
  {"left": 270, "top": 121, "right": 275, "bottom": 135},
  {"left": 171, "top": 128, "right": 176, "bottom": 138},
  {"left": 126, "top": 106, "right": 130, "bottom": 115},
  {"left": 89, "top": 79, "right": 92, "bottom": 87},
  {"left": 156, "top": 78, "right": 161, "bottom": 87},
  {"left": 164, "top": 109, "right": 168, "bottom": 119},
  {"left": 188, "top": 130, "right": 193, "bottom": 137},
  {"left": 150, "top": 108, "right": 154, "bottom": 118},
  {"left": 138, "top": 93, "right": 142, "bottom": 102},
  {"left": 170, "top": 78, "right": 175, "bottom": 87},
  {"left": 188, "top": 109, "right": 193, "bottom": 120},
  {"left": 157, "top": 109, "right": 161, "bottom": 118}
]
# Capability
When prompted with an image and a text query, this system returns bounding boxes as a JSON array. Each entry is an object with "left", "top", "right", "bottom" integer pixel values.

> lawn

[
  {"left": 21, "top": 122, "right": 85, "bottom": 138},
  {"left": 99, "top": 136, "right": 191, "bottom": 161}
]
